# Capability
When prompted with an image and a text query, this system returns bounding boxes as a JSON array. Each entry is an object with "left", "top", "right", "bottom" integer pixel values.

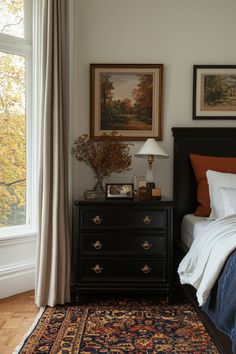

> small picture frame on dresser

[
  {"left": 134, "top": 175, "right": 146, "bottom": 190},
  {"left": 105, "top": 183, "right": 134, "bottom": 200}
]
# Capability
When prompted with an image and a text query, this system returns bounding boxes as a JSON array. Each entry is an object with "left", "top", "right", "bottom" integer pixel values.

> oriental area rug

[{"left": 16, "top": 297, "right": 219, "bottom": 353}]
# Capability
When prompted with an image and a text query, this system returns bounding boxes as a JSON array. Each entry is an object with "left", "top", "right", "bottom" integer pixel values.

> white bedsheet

[
  {"left": 178, "top": 214, "right": 236, "bottom": 306},
  {"left": 181, "top": 214, "right": 211, "bottom": 248}
]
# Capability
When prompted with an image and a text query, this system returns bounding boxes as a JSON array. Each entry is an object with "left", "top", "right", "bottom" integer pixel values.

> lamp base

[
  {"left": 146, "top": 182, "right": 155, "bottom": 190},
  {"left": 145, "top": 161, "right": 154, "bottom": 183}
]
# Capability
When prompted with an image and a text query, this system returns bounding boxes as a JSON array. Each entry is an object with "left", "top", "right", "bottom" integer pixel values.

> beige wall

[{"left": 71, "top": 0, "right": 236, "bottom": 199}]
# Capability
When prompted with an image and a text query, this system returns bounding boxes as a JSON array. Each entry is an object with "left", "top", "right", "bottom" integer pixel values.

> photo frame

[
  {"left": 90, "top": 64, "right": 163, "bottom": 140},
  {"left": 105, "top": 183, "right": 134, "bottom": 200},
  {"left": 133, "top": 175, "right": 146, "bottom": 191},
  {"left": 193, "top": 65, "right": 236, "bottom": 120}
]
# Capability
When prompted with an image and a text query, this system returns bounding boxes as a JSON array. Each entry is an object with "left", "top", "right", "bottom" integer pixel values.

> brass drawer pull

[
  {"left": 92, "top": 240, "right": 103, "bottom": 250},
  {"left": 143, "top": 215, "right": 152, "bottom": 225},
  {"left": 92, "top": 215, "right": 103, "bottom": 225},
  {"left": 141, "top": 264, "right": 152, "bottom": 274},
  {"left": 92, "top": 264, "right": 103, "bottom": 273},
  {"left": 141, "top": 241, "right": 152, "bottom": 250}
]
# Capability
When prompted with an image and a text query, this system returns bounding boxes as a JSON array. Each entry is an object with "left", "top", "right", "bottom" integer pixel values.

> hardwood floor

[{"left": 0, "top": 290, "right": 39, "bottom": 354}]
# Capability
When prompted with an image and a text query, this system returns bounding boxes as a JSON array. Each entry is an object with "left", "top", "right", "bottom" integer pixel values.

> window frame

[{"left": 0, "top": 0, "right": 40, "bottom": 239}]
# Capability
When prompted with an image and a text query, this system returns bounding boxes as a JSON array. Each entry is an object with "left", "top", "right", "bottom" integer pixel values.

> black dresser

[{"left": 72, "top": 198, "right": 173, "bottom": 300}]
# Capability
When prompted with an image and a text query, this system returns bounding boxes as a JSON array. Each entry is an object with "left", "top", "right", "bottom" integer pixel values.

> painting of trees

[
  {"left": 203, "top": 74, "right": 236, "bottom": 109},
  {"left": 101, "top": 74, "right": 115, "bottom": 129},
  {"left": 0, "top": 0, "right": 26, "bottom": 228},
  {"left": 132, "top": 74, "right": 153, "bottom": 123},
  {"left": 91, "top": 64, "right": 163, "bottom": 140},
  {"left": 100, "top": 73, "right": 153, "bottom": 131}
]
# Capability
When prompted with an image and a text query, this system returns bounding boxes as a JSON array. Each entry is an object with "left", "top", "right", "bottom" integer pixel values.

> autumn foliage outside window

[{"left": 0, "top": 0, "right": 27, "bottom": 228}]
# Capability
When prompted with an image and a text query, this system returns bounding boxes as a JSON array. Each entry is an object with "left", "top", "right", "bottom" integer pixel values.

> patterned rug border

[{"left": 14, "top": 298, "right": 220, "bottom": 354}]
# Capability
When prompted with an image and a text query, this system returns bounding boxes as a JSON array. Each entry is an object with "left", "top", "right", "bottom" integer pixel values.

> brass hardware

[
  {"left": 143, "top": 215, "right": 152, "bottom": 225},
  {"left": 92, "top": 240, "right": 103, "bottom": 250},
  {"left": 92, "top": 264, "right": 103, "bottom": 273},
  {"left": 141, "top": 264, "right": 152, "bottom": 274},
  {"left": 141, "top": 240, "right": 152, "bottom": 250},
  {"left": 92, "top": 215, "right": 103, "bottom": 224}
]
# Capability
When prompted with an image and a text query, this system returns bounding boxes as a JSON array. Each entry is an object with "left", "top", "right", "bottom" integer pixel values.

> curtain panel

[{"left": 36, "top": 0, "right": 71, "bottom": 307}]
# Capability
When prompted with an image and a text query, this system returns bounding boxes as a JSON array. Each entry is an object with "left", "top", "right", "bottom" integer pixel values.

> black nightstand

[{"left": 72, "top": 198, "right": 173, "bottom": 300}]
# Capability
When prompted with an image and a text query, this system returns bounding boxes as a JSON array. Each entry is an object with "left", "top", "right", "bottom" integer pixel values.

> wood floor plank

[{"left": 0, "top": 290, "right": 39, "bottom": 354}]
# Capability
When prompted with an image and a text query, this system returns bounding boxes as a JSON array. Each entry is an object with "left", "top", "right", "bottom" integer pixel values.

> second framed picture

[
  {"left": 105, "top": 183, "right": 134, "bottom": 200},
  {"left": 90, "top": 64, "right": 163, "bottom": 140},
  {"left": 193, "top": 65, "right": 236, "bottom": 120}
]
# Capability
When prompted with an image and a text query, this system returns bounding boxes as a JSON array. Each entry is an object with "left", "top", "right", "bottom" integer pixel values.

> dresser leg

[
  {"left": 71, "top": 287, "right": 83, "bottom": 304},
  {"left": 166, "top": 288, "right": 173, "bottom": 303}
]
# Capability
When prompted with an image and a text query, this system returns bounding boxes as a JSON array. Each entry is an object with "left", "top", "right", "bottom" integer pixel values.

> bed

[{"left": 172, "top": 127, "right": 236, "bottom": 354}]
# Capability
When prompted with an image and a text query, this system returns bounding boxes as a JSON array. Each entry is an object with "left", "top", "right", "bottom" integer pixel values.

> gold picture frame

[
  {"left": 133, "top": 175, "right": 146, "bottom": 190},
  {"left": 90, "top": 64, "right": 163, "bottom": 140}
]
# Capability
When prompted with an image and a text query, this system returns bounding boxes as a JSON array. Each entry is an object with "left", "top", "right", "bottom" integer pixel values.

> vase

[{"left": 93, "top": 173, "right": 105, "bottom": 197}]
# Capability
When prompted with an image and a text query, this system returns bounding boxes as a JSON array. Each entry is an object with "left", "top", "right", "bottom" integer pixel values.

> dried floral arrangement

[{"left": 71, "top": 132, "right": 133, "bottom": 194}]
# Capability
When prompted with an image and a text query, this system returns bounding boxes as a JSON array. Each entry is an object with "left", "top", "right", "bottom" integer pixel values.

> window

[
  {"left": 0, "top": 0, "right": 24, "bottom": 38},
  {"left": 0, "top": 0, "right": 37, "bottom": 236},
  {"left": 0, "top": 51, "right": 26, "bottom": 228}
]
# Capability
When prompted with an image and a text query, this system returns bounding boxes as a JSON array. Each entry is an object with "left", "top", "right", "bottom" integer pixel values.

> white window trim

[
  {"left": 31, "top": 0, "right": 42, "bottom": 235},
  {"left": 0, "top": 0, "right": 41, "bottom": 240}
]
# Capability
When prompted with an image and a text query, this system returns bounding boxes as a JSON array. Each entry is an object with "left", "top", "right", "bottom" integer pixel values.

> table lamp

[{"left": 135, "top": 138, "right": 169, "bottom": 195}]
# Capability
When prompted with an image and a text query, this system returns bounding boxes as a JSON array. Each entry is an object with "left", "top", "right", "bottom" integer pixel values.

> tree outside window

[{"left": 0, "top": 0, "right": 28, "bottom": 228}]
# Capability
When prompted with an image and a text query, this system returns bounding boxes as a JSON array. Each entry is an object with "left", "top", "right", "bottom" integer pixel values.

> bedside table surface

[{"left": 75, "top": 197, "right": 173, "bottom": 205}]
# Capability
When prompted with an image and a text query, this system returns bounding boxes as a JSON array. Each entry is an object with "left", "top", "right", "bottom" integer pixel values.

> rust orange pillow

[{"left": 189, "top": 154, "right": 236, "bottom": 216}]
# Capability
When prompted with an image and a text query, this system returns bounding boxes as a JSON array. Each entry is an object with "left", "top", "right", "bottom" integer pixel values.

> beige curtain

[{"left": 35, "top": 0, "right": 71, "bottom": 307}]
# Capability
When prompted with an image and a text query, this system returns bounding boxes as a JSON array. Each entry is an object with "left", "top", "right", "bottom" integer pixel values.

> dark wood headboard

[{"left": 172, "top": 127, "right": 236, "bottom": 241}]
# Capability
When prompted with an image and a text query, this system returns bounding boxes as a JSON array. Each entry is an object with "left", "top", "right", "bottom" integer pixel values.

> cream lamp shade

[{"left": 135, "top": 138, "right": 169, "bottom": 183}]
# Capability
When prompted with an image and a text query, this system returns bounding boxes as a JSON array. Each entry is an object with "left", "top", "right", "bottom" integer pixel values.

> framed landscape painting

[
  {"left": 90, "top": 64, "right": 163, "bottom": 140},
  {"left": 193, "top": 65, "right": 236, "bottom": 119}
]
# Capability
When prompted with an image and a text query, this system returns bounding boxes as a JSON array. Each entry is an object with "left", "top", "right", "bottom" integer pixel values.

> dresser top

[{"left": 74, "top": 197, "right": 173, "bottom": 206}]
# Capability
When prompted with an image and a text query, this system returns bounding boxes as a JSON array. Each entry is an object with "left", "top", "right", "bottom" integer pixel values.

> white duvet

[{"left": 178, "top": 214, "right": 236, "bottom": 306}]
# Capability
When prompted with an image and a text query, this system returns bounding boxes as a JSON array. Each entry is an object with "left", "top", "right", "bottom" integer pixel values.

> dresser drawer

[
  {"left": 79, "top": 258, "right": 166, "bottom": 282},
  {"left": 81, "top": 209, "right": 167, "bottom": 231},
  {"left": 80, "top": 234, "right": 166, "bottom": 255}
]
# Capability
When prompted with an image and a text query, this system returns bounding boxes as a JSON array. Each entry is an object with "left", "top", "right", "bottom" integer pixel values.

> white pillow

[
  {"left": 206, "top": 170, "right": 236, "bottom": 219},
  {"left": 220, "top": 187, "right": 236, "bottom": 216}
]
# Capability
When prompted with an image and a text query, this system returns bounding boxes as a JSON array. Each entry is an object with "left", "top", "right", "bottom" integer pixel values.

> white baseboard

[{"left": 0, "top": 261, "right": 35, "bottom": 299}]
